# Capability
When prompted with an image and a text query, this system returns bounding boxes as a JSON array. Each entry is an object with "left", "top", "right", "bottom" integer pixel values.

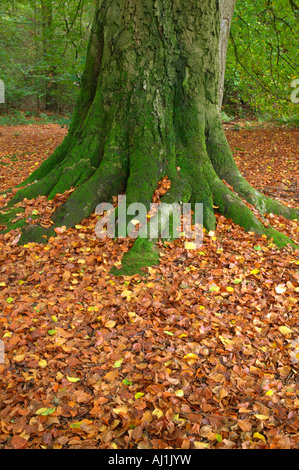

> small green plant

[{"left": 0, "top": 110, "right": 71, "bottom": 128}]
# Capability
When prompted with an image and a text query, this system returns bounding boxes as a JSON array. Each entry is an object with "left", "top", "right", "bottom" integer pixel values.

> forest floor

[{"left": 0, "top": 122, "right": 298, "bottom": 450}]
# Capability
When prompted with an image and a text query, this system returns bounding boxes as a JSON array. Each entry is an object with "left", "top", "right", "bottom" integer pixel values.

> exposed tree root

[
  {"left": 1, "top": 117, "right": 298, "bottom": 275},
  {"left": 206, "top": 110, "right": 299, "bottom": 221},
  {"left": 1, "top": 0, "right": 298, "bottom": 275}
]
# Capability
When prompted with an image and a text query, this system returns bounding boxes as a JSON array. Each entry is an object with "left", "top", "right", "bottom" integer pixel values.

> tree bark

[
  {"left": 41, "top": 0, "right": 58, "bottom": 111},
  {"left": 1, "top": 0, "right": 298, "bottom": 274},
  {"left": 218, "top": 0, "right": 236, "bottom": 112}
]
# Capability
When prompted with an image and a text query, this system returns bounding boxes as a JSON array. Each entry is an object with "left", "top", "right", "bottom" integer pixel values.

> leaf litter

[{"left": 0, "top": 123, "right": 298, "bottom": 449}]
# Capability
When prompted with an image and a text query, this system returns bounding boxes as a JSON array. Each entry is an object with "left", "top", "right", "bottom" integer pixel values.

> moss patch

[
  {"left": 18, "top": 225, "right": 56, "bottom": 245},
  {"left": 111, "top": 238, "right": 160, "bottom": 276},
  {"left": 0, "top": 206, "right": 25, "bottom": 225},
  {"left": 265, "top": 226, "right": 298, "bottom": 250}
]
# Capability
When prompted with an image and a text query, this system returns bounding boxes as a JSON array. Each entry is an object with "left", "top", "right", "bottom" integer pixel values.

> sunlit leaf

[
  {"left": 36, "top": 407, "right": 56, "bottom": 416},
  {"left": 66, "top": 376, "right": 81, "bottom": 383},
  {"left": 253, "top": 432, "right": 266, "bottom": 442},
  {"left": 38, "top": 359, "right": 47, "bottom": 368},
  {"left": 113, "top": 358, "right": 124, "bottom": 368},
  {"left": 47, "top": 329, "right": 57, "bottom": 336},
  {"left": 122, "top": 378, "right": 132, "bottom": 386},
  {"left": 184, "top": 242, "right": 197, "bottom": 250},
  {"left": 278, "top": 326, "right": 292, "bottom": 335}
]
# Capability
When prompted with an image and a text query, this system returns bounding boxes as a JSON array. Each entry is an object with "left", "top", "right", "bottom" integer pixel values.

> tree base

[
  {"left": 110, "top": 239, "right": 160, "bottom": 277},
  {"left": 1, "top": 0, "right": 298, "bottom": 273}
]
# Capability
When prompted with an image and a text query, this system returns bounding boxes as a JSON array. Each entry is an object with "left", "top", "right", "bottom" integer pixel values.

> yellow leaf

[
  {"left": 184, "top": 242, "right": 197, "bottom": 250},
  {"left": 254, "top": 414, "right": 269, "bottom": 420},
  {"left": 226, "top": 286, "right": 234, "bottom": 292},
  {"left": 253, "top": 432, "right": 266, "bottom": 442},
  {"left": 113, "top": 358, "right": 124, "bottom": 368},
  {"left": 38, "top": 359, "right": 47, "bottom": 368},
  {"left": 66, "top": 376, "right": 81, "bottom": 383},
  {"left": 250, "top": 269, "right": 260, "bottom": 275},
  {"left": 104, "top": 320, "right": 116, "bottom": 328},
  {"left": 175, "top": 389, "right": 184, "bottom": 397},
  {"left": 128, "top": 311, "right": 136, "bottom": 318},
  {"left": 219, "top": 335, "right": 231, "bottom": 345},
  {"left": 152, "top": 408, "right": 163, "bottom": 418},
  {"left": 121, "top": 290, "right": 133, "bottom": 300},
  {"left": 209, "top": 285, "right": 220, "bottom": 292},
  {"left": 278, "top": 326, "right": 293, "bottom": 335},
  {"left": 194, "top": 442, "right": 210, "bottom": 449},
  {"left": 146, "top": 282, "right": 156, "bottom": 288},
  {"left": 183, "top": 353, "right": 199, "bottom": 360},
  {"left": 265, "top": 390, "right": 274, "bottom": 396},
  {"left": 14, "top": 354, "right": 25, "bottom": 362},
  {"left": 0, "top": 282, "right": 6, "bottom": 287}
]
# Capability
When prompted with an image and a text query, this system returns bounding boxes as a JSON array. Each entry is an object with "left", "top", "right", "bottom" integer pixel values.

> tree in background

[
  {"left": 219, "top": 0, "right": 237, "bottom": 113},
  {"left": 0, "top": 0, "right": 94, "bottom": 111},
  {"left": 224, "top": 0, "right": 298, "bottom": 122},
  {"left": 1, "top": 0, "right": 297, "bottom": 120},
  {"left": 1, "top": 0, "right": 298, "bottom": 274}
]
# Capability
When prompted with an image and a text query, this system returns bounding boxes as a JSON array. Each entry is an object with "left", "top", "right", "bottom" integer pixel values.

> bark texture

[
  {"left": 1, "top": 0, "right": 298, "bottom": 274},
  {"left": 218, "top": 0, "right": 236, "bottom": 112}
]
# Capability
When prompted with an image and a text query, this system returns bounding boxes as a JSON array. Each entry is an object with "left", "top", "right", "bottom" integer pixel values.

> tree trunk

[
  {"left": 2, "top": 0, "right": 298, "bottom": 274},
  {"left": 218, "top": 0, "right": 236, "bottom": 112},
  {"left": 41, "top": 0, "right": 58, "bottom": 111}
]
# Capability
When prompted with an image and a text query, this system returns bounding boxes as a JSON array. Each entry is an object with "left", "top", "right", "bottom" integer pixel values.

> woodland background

[
  {"left": 0, "top": 0, "right": 298, "bottom": 451},
  {"left": 0, "top": 0, "right": 298, "bottom": 125}
]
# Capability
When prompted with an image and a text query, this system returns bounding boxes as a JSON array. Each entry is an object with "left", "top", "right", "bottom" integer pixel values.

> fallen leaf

[
  {"left": 66, "top": 376, "right": 81, "bottom": 383},
  {"left": 36, "top": 407, "right": 56, "bottom": 416},
  {"left": 278, "top": 326, "right": 293, "bottom": 335}
]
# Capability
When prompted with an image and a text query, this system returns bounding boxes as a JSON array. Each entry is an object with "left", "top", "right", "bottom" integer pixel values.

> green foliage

[
  {"left": 0, "top": 0, "right": 94, "bottom": 112},
  {"left": 224, "top": 0, "right": 298, "bottom": 122},
  {"left": 0, "top": 109, "right": 71, "bottom": 127},
  {"left": 1, "top": 0, "right": 297, "bottom": 123}
]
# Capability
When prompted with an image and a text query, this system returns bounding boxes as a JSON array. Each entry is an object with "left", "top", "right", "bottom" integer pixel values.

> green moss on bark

[
  {"left": 18, "top": 225, "right": 56, "bottom": 245},
  {"left": 0, "top": 206, "right": 24, "bottom": 225},
  {"left": 265, "top": 226, "right": 298, "bottom": 249},
  {"left": 1, "top": 0, "right": 297, "bottom": 275},
  {"left": 111, "top": 237, "right": 159, "bottom": 276}
]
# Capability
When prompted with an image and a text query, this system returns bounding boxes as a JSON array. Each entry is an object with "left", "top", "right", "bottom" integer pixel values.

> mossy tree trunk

[{"left": 2, "top": 0, "right": 298, "bottom": 274}]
